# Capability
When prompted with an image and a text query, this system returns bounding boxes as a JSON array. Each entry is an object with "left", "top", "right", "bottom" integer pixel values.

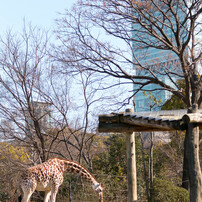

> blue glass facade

[
  {"left": 133, "top": 53, "right": 179, "bottom": 112},
  {"left": 132, "top": 3, "right": 182, "bottom": 112}
]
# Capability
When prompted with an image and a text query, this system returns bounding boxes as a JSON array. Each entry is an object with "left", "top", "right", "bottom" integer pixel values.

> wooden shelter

[{"left": 98, "top": 109, "right": 202, "bottom": 202}]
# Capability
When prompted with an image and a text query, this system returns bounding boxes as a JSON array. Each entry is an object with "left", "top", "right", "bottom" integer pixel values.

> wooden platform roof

[{"left": 98, "top": 109, "right": 202, "bottom": 133}]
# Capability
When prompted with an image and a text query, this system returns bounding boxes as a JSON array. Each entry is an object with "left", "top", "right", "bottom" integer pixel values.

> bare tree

[
  {"left": 54, "top": 0, "right": 202, "bottom": 201},
  {"left": 0, "top": 25, "right": 79, "bottom": 165},
  {"left": 0, "top": 25, "right": 99, "bottom": 166},
  {"left": 48, "top": 67, "right": 122, "bottom": 165},
  {"left": 0, "top": 25, "right": 51, "bottom": 162}
]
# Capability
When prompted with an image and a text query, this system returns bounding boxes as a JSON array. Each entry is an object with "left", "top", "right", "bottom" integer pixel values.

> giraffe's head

[{"left": 93, "top": 183, "right": 103, "bottom": 202}]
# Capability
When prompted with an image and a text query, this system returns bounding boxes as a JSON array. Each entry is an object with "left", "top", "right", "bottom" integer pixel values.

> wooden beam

[
  {"left": 99, "top": 113, "right": 123, "bottom": 123},
  {"left": 98, "top": 122, "right": 178, "bottom": 133},
  {"left": 120, "top": 116, "right": 181, "bottom": 131},
  {"left": 98, "top": 122, "right": 136, "bottom": 133},
  {"left": 98, "top": 111, "right": 202, "bottom": 133}
]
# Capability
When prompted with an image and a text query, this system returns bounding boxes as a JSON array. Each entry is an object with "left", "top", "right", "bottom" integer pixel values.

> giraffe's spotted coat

[{"left": 20, "top": 158, "right": 103, "bottom": 202}]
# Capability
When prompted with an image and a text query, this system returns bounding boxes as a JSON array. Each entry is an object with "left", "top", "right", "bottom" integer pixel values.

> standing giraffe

[{"left": 19, "top": 157, "right": 103, "bottom": 202}]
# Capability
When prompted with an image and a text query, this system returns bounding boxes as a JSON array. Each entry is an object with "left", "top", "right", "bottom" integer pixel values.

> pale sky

[{"left": 0, "top": 0, "right": 77, "bottom": 34}]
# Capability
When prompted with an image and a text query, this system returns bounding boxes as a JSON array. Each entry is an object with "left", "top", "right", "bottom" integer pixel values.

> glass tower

[
  {"left": 133, "top": 48, "right": 179, "bottom": 112},
  {"left": 132, "top": 2, "right": 183, "bottom": 112}
]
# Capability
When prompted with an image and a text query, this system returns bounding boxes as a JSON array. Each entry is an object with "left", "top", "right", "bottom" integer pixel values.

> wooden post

[{"left": 126, "top": 132, "right": 137, "bottom": 202}]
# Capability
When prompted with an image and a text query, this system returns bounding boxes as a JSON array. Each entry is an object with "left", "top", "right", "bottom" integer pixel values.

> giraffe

[{"left": 19, "top": 157, "right": 103, "bottom": 202}]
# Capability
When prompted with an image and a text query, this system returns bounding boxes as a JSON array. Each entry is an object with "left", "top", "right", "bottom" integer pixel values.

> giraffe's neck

[{"left": 61, "top": 159, "right": 98, "bottom": 187}]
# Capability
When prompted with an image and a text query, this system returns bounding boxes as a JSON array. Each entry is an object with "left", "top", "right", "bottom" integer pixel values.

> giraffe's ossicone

[{"left": 19, "top": 157, "right": 103, "bottom": 202}]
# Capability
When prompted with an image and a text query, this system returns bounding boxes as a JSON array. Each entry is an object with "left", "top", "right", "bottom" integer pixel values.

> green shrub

[
  {"left": 150, "top": 178, "right": 189, "bottom": 202},
  {"left": 0, "top": 192, "right": 9, "bottom": 201}
]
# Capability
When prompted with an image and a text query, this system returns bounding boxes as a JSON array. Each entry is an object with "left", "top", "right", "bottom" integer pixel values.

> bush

[
  {"left": 0, "top": 192, "right": 9, "bottom": 201},
  {"left": 150, "top": 178, "right": 189, "bottom": 202}
]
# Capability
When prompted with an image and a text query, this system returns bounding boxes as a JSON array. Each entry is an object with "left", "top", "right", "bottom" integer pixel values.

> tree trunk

[
  {"left": 139, "top": 133, "right": 150, "bottom": 201},
  {"left": 69, "top": 180, "right": 72, "bottom": 202},
  {"left": 149, "top": 132, "right": 154, "bottom": 187},
  {"left": 182, "top": 131, "right": 190, "bottom": 190},
  {"left": 126, "top": 132, "right": 137, "bottom": 202},
  {"left": 187, "top": 123, "right": 202, "bottom": 202}
]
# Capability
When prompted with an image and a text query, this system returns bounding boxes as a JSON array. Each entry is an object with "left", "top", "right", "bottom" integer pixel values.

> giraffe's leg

[
  {"left": 44, "top": 190, "right": 51, "bottom": 202},
  {"left": 50, "top": 185, "right": 59, "bottom": 202},
  {"left": 21, "top": 190, "right": 34, "bottom": 202},
  {"left": 21, "top": 179, "right": 36, "bottom": 202}
]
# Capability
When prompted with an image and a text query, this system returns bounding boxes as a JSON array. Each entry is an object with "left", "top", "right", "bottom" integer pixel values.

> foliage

[
  {"left": 162, "top": 79, "right": 186, "bottom": 110},
  {"left": 153, "top": 132, "right": 185, "bottom": 185},
  {"left": 0, "top": 142, "right": 28, "bottom": 162},
  {"left": 92, "top": 133, "right": 148, "bottom": 201},
  {"left": 0, "top": 142, "right": 29, "bottom": 201},
  {"left": 93, "top": 134, "right": 127, "bottom": 177},
  {"left": 92, "top": 134, "right": 128, "bottom": 200},
  {"left": 0, "top": 192, "right": 9, "bottom": 202},
  {"left": 142, "top": 91, "right": 162, "bottom": 110},
  {"left": 91, "top": 132, "right": 186, "bottom": 201},
  {"left": 150, "top": 178, "right": 189, "bottom": 202}
]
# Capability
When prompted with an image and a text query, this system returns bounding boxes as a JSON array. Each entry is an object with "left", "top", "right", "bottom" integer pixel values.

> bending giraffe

[{"left": 19, "top": 157, "right": 103, "bottom": 202}]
